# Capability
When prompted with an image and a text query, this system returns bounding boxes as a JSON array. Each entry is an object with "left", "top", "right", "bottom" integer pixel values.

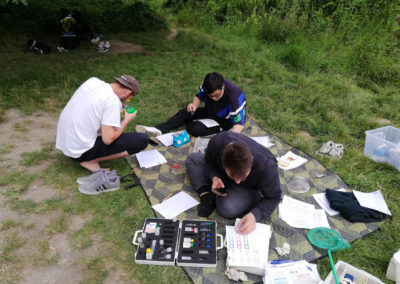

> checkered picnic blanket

[{"left": 126, "top": 118, "right": 386, "bottom": 284}]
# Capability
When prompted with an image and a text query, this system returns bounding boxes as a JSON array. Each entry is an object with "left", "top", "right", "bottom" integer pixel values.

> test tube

[
  {"left": 150, "top": 239, "right": 156, "bottom": 253},
  {"left": 159, "top": 253, "right": 172, "bottom": 260},
  {"left": 160, "top": 247, "right": 172, "bottom": 254}
]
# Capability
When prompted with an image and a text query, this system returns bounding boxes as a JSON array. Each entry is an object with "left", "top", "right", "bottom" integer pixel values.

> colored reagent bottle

[{"left": 123, "top": 99, "right": 136, "bottom": 113}]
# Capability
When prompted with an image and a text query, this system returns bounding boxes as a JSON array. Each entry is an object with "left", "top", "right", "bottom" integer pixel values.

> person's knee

[
  {"left": 185, "top": 152, "right": 203, "bottom": 165},
  {"left": 136, "top": 133, "right": 149, "bottom": 149},
  {"left": 186, "top": 122, "right": 208, "bottom": 137},
  {"left": 216, "top": 198, "right": 243, "bottom": 219},
  {"left": 126, "top": 133, "right": 149, "bottom": 154}
]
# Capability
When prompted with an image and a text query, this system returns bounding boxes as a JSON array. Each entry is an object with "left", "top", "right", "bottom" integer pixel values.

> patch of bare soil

[
  {"left": 375, "top": 118, "right": 392, "bottom": 125},
  {"left": 165, "top": 29, "right": 178, "bottom": 40},
  {"left": 107, "top": 39, "right": 144, "bottom": 54},
  {"left": 0, "top": 109, "right": 106, "bottom": 283}
]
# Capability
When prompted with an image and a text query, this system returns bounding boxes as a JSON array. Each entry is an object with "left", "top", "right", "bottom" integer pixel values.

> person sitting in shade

[
  {"left": 185, "top": 132, "right": 282, "bottom": 234},
  {"left": 136, "top": 72, "right": 247, "bottom": 137}
]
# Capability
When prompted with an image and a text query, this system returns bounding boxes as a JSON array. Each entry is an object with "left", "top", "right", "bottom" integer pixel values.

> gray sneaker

[
  {"left": 78, "top": 173, "right": 120, "bottom": 195},
  {"left": 76, "top": 170, "right": 117, "bottom": 185},
  {"left": 135, "top": 125, "right": 162, "bottom": 137}
]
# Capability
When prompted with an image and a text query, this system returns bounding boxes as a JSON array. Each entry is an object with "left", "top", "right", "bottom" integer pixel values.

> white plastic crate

[
  {"left": 364, "top": 126, "right": 400, "bottom": 171},
  {"left": 324, "top": 260, "right": 384, "bottom": 284}
]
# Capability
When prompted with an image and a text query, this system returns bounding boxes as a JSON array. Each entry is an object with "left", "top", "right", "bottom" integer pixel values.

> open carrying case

[{"left": 132, "top": 218, "right": 223, "bottom": 267}]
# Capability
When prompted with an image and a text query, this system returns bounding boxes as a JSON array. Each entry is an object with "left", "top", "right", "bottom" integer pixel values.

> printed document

[
  {"left": 136, "top": 149, "right": 167, "bottom": 168},
  {"left": 353, "top": 189, "right": 392, "bottom": 216},
  {"left": 279, "top": 195, "right": 330, "bottom": 229},
  {"left": 226, "top": 219, "right": 271, "bottom": 276},
  {"left": 194, "top": 118, "right": 220, "bottom": 128},
  {"left": 277, "top": 151, "right": 308, "bottom": 170},
  {"left": 152, "top": 191, "right": 199, "bottom": 218},
  {"left": 263, "top": 260, "right": 322, "bottom": 284}
]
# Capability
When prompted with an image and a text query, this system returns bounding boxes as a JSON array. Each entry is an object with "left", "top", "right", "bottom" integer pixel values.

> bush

[{"left": 0, "top": 0, "right": 167, "bottom": 35}]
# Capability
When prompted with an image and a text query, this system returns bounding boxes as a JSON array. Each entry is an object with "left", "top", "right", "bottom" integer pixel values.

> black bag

[
  {"left": 25, "top": 39, "right": 51, "bottom": 54},
  {"left": 60, "top": 35, "right": 80, "bottom": 50}
]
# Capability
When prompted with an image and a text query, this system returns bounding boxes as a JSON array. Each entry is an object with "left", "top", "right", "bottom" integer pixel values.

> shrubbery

[
  {"left": 0, "top": 0, "right": 167, "bottom": 35},
  {"left": 164, "top": 0, "right": 400, "bottom": 86}
]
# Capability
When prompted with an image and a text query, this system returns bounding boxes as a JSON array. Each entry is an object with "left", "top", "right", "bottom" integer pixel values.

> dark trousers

[
  {"left": 72, "top": 133, "right": 149, "bottom": 162},
  {"left": 185, "top": 152, "right": 261, "bottom": 219},
  {"left": 155, "top": 107, "right": 232, "bottom": 137}
]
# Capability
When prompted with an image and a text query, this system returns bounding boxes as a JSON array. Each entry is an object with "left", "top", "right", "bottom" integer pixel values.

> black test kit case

[{"left": 132, "top": 218, "right": 223, "bottom": 267}]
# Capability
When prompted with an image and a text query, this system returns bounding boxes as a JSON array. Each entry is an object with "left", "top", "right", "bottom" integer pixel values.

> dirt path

[{"left": 0, "top": 110, "right": 129, "bottom": 283}]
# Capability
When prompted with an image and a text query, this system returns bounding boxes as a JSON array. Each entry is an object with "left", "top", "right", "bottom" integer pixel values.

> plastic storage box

[
  {"left": 364, "top": 126, "right": 400, "bottom": 171},
  {"left": 324, "top": 261, "right": 384, "bottom": 284}
]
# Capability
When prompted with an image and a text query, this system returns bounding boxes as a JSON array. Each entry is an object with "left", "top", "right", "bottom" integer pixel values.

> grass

[{"left": 0, "top": 21, "right": 399, "bottom": 283}]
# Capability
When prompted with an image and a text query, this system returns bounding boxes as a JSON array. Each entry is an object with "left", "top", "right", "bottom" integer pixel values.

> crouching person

[{"left": 186, "top": 132, "right": 282, "bottom": 234}]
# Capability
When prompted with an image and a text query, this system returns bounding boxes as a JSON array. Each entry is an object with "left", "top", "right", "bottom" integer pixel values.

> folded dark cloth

[{"left": 326, "top": 189, "right": 387, "bottom": 223}]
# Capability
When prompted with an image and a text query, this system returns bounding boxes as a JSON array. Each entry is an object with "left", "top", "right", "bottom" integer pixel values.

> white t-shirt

[{"left": 56, "top": 77, "right": 122, "bottom": 158}]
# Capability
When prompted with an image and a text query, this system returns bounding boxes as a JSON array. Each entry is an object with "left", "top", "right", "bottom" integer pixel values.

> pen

[{"left": 162, "top": 193, "right": 174, "bottom": 202}]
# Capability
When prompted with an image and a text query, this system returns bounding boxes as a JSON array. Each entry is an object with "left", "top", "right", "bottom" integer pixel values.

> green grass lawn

[{"left": 0, "top": 26, "right": 399, "bottom": 283}]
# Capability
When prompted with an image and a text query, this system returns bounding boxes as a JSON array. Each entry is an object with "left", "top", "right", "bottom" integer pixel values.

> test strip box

[{"left": 133, "top": 218, "right": 223, "bottom": 267}]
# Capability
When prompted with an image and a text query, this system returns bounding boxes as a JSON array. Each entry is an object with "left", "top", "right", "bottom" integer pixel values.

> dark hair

[
  {"left": 221, "top": 142, "right": 253, "bottom": 178},
  {"left": 202, "top": 72, "right": 224, "bottom": 95}
]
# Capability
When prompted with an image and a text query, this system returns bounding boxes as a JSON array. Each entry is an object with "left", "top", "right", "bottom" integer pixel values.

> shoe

[
  {"left": 76, "top": 169, "right": 117, "bottom": 185},
  {"left": 78, "top": 173, "right": 120, "bottom": 195},
  {"left": 329, "top": 143, "right": 344, "bottom": 158},
  {"left": 104, "top": 41, "right": 110, "bottom": 49},
  {"left": 98, "top": 47, "right": 109, "bottom": 53},
  {"left": 135, "top": 125, "right": 162, "bottom": 137},
  {"left": 316, "top": 141, "right": 334, "bottom": 155},
  {"left": 197, "top": 192, "right": 216, "bottom": 217},
  {"left": 97, "top": 41, "right": 104, "bottom": 49}
]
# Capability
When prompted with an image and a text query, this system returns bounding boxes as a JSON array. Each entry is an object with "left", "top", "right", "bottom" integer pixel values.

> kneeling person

[
  {"left": 186, "top": 132, "right": 282, "bottom": 234},
  {"left": 56, "top": 75, "right": 150, "bottom": 194}
]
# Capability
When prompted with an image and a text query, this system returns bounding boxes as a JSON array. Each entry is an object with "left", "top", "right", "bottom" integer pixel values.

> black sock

[
  {"left": 197, "top": 186, "right": 215, "bottom": 217},
  {"left": 198, "top": 185, "right": 211, "bottom": 196}
]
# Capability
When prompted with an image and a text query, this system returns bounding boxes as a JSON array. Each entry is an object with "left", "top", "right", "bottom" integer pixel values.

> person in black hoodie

[{"left": 186, "top": 132, "right": 282, "bottom": 234}]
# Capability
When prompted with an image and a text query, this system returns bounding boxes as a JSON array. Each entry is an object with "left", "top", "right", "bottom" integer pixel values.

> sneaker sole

[
  {"left": 78, "top": 186, "right": 120, "bottom": 195},
  {"left": 76, "top": 171, "right": 117, "bottom": 185},
  {"left": 135, "top": 125, "right": 161, "bottom": 137}
]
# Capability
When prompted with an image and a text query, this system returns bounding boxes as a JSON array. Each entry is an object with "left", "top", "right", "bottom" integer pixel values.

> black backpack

[{"left": 25, "top": 39, "right": 51, "bottom": 54}]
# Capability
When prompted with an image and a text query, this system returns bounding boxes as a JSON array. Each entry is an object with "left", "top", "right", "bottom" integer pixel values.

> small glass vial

[{"left": 171, "top": 162, "right": 180, "bottom": 175}]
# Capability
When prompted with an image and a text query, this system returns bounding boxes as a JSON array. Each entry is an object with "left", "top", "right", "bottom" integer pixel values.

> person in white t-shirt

[{"left": 56, "top": 75, "right": 149, "bottom": 172}]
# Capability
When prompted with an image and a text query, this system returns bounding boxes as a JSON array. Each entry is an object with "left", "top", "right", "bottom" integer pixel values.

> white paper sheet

[
  {"left": 135, "top": 149, "right": 167, "bottom": 168},
  {"left": 156, "top": 133, "right": 173, "bottom": 146},
  {"left": 313, "top": 188, "right": 347, "bottom": 216},
  {"left": 277, "top": 151, "right": 308, "bottom": 170},
  {"left": 151, "top": 191, "right": 200, "bottom": 218},
  {"left": 279, "top": 195, "right": 330, "bottom": 229},
  {"left": 194, "top": 118, "right": 220, "bottom": 128},
  {"left": 251, "top": 136, "right": 274, "bottom": 148},
  {"left": 353, "top": 189, "right": 392, "bottom": 216}
]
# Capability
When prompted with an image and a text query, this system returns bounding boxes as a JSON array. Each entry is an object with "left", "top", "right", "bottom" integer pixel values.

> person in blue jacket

[{"left": 136, "top": 72, "right": 247, "bottom": 137}]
